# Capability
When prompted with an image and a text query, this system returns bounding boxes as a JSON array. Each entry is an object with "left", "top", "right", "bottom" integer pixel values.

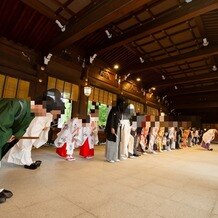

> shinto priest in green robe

[{"left": 0, "top": 99, "right": 34, "bottom": 160}]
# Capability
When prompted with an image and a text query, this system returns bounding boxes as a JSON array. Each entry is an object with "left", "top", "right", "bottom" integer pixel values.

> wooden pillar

[
  {"left": 32, "top": 67, "right": 48, "bottom": 100},
  {"left": 73, "top": 65, "right": 90, "bottom": 119},
  {"left": 78, "top": 85, "right": 89, "bottom": 119}
]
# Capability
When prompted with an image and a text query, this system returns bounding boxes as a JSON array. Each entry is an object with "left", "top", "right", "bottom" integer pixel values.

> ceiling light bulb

[
  {"left": 174, "top": 85, "right": 178, "bottom": 90},
  {"left": 40, "top": 65, "right": 46, "bottom": 71},
  {"left": 185, "top": 0, "right": 192, "bottom": 3},
  {"left": 162, "top": 75, "right": 166, "bottom": 80},
  {"left": 203, "top": 38, "right": 209, "bottom": 46},
  {"left": 212, "top": 65, "right": 217, "bottom": 71},
  {"left": 114, "top": 64, "right": 119, "bottom": 69},
  {"left": 136, "top": 78, "right": 141, "bottom": 82}
]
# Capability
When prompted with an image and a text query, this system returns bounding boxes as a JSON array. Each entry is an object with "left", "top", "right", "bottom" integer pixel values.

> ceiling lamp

[
  {"left": 212, "top": 65, "right": 217, "bottom": 71},
  {"left": 114, "top": 64, "right": 119, "bottom": 69},
  {"left": 40, "top": 65, "right": 46, "bottom": 71},
  {"left": 105, "top": 29, "right": 112, "bottom": 38},
  {"left": 90, "top": 53, "right": 97, "bottom": 64},
  {"left": 136, "top": 78, "right": 141, "bottom": 82},
  {"left": 162, "top": 95, "right": 167, "bottom": 100},
  {"left": 151, "top": 87, "right": 156, "bottom": 90},
  {"left": 118, "top": 77, "right": 121, "bottom": 84},
  {"left": 185, "top": 0, "right": 192, "bottom": 3},
  {"left": 203, "top": 38, "right": 209, "bottom": 46},
  {"left": 84, "top": 79, "right": 92, "bottom": 97},
  {"left": 161, "top": 75, "right": 166, "bottom": 80},
  {"left": 124, "top": 73, "right": 130, "bottom": 80},
  {"left": 55, "top": 20, "right": 66, "bottom": 32},
  {"left": 44, "top": 53, "right": 52, "bottom": 65},
  {"left": 139, "top": 57, "right": 145, "bottom": 63},
  {"left": 84, "top": 86, "right": 92, "bottom": 97},
  {"left": 174, "top": 85, "right": 178, "bottom": 90}
]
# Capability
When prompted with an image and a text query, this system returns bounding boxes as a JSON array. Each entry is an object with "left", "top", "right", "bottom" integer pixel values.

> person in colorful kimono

[
  {"left": 139, "top": 126, "right": 149, "bottom": 154},
  {"left": 182, "top": 129, "right": 190, "bottom": 147},
  {"left": 156, "top": 127, "right": 165, "bottom": 152},
  {"left": 148, "top": 127, "right": 159, "bottom": 154}
]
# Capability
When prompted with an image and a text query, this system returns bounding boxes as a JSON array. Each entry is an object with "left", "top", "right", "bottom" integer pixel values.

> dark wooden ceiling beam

[
  {"left": 94, "top": 0, "right": 218, "bottom": 54},
  {"left": 123, "top": 44, "right": 218, "bottom": 74},
  {"left": 20, "top": 0, "right": 67, "bottom": 23},
  {"left": 152, "top": 72, "right": 218, "bottom": 88},
  {"left": 174, "top": 101, "right": 218, "bottom": 109},
  {"left": 167, "top": 84, "right": 218, "bottom": 96},
  {"left": 49, "top": 0, "right": 152, "bottom": 51}
]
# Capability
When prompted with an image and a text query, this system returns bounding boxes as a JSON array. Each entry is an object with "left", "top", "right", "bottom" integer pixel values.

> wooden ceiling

[{"left": 0, "top": 0, "right": 218, "bottom": 121}]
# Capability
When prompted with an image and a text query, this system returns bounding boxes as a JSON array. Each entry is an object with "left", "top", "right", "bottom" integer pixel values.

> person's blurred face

[{"left": 31, "top": 104, "right": 46, "bottom": 116}]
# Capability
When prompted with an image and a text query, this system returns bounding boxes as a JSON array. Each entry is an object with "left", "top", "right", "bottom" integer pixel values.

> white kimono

[
  {"left": 7, "top": 113, "right": 53, "bottom": 166},
  {"left": 54, "top": 118, "right": 82, "bottom": 155},
  {"left": 120, "top": 119, "right": 131, "bottom": 159},
  {"left": 202, "top": 129, "right": 216, "bottom": 144},
  {"left": 168, "top": 127, "right": 175, "bottom": 149}
]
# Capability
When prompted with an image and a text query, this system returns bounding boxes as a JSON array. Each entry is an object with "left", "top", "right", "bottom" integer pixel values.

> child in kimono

[
  {"left": 55, "top": 118, "right": 82, "bottom": 161},
  {"left": 79, "top": 116, "right": 99, "bottom": 159}
]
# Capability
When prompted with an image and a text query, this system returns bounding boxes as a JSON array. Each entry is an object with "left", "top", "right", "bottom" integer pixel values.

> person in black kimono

[{"left": 104, "top": 97, "right": 126, "bottom": 163}]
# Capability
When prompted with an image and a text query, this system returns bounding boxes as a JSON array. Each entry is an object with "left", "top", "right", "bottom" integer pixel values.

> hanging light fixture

[
  {"left": 83, "top": 79, "right": 92, "bottom": 97},
  {"left": 203, "top": 38, "right": 209, "bottom": 46},
  {"left": 139, "top": 57, "right": 145, "bottom": 63},
  {"left": 212, "top": 65, "right": 217, "bottom": 71},
  {"left": 55, "top": 20, "right": 66, "bottom": 32},
  {"left": 105, "top": 29, "right": 112, "bottom": 38}
]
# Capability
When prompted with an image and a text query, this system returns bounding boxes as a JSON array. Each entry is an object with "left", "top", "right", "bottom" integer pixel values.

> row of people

[
  {"left": 104, "top": 98, "right": 217, "bottom": 163},
  {"left": 2, "top": 100, "right": 216, "bottom": 168},
  {"left": 0, "top": 98, "right": 217, "bottom": 203}
]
